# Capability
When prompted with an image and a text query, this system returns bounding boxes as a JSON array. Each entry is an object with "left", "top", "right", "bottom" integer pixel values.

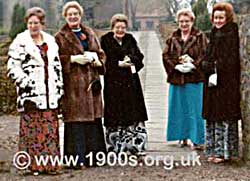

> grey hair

[
  {"left": 62, "top": 1, "right": 84, "bottom": 18},
  {"left": 176, "top": 8, "right": 195, "bottom": 22}
]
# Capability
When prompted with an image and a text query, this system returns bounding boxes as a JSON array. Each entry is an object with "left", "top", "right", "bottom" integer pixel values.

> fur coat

[
  {"left": 55, "top": 24, "right": 105, "bottom": 122},
  {"left": 7, "top": 30, "right": 63, "bottom": 112}
]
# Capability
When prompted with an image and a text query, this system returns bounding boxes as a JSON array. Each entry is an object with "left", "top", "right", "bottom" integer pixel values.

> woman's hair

[
  {"left": 62, "top": 1, "right": 84, "bottom": 18},
  {"left": 211, "top": 2, "right": 235, "bottom": 23},
  {"left": 110, "top": 13, "right": 128, "bottom": 29},
  {"left": 176, "top": 8, "right": 195, "bottom": 22},
  {"left": 24, "top": 7, "right": 45, "bottom": 25}
]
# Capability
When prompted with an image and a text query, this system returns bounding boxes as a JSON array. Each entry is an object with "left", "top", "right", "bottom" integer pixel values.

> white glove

[
  {"left": 84, "top": 51, "right": 102, "bottom": 67},
  {"left": 118, "top": 55, "right": 132, "bottom": 68},
  {"left": 183, "top": 62, "right": 196, "bottom": 70},
  {"left": 70, "top": 54, "right": 93, "bottom": 65},
  {"left": 208, "top": 73, "right": 217, "bottom": 87},
  {"left": 123, "top": 55, "right": 131, "bottom": 63},
  {"left": 175, "top": 64, "right": 192, "bottom": 73},
  {"left": 180, "top": 54, "right": 194, "bottom": 63}
]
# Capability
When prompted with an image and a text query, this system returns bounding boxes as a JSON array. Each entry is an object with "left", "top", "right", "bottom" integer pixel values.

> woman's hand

[
  {"left": 118, "top": 55, "right": 132, "bottom": 68},
  {"left": 179, "top": 54, "right": 194, "bottom": 63},
  {"left": 183, "top": 62, "right": 196, "bottom": 70},
  {"left": 175, "top": 64, "right": 192, "bottom": 73},
  {"left": 70, "top": 54, "right": 93, "bottom": 65}
]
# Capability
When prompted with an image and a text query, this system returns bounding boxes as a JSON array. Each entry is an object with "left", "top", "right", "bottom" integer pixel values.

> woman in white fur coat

[{"left": 7, "top": 7, "right": 63, "bottom": 175}]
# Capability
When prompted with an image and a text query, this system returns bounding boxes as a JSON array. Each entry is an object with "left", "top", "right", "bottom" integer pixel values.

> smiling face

[
  {"left": 27, "top": 15, "right": 42, "bottom": 37},
  {"left": 178, "top": 15, "right": 193, "bottom": 34},
  {"left": 213, "top": 10, "right": 227, "bottom": 29},
  {"left": 112, "top": 21, "right": 127, "bottom": 40},
  {"left": 65, "top": 7, "right": 81, "bottom": 29}
]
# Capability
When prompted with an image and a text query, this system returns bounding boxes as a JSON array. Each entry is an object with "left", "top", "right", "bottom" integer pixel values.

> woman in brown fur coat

[{"left": 55, "top": 1, "right": 106, "bottom": 168}]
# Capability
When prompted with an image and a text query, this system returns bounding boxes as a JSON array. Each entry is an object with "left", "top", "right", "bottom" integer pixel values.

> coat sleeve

[
  {"left": 202, "top": 31, "right": 216, "bottom": 75},
  {"left": 162, "top": 38, "right": 179, "bottom": 75},
  {"left": 100, "top": 35, "right": 120, "bottom": 75},
  {"left": 92, "top": 34, "right": 106, "bottom": 75},
  {"left": 7, "top": 37, "right": 32, "bottom": 89},
  {"left": 193, "top": 33, "right": 208, "bottom": 68},
  {"left": 127, "top": 35, "right": 144, "bottom": 72},
  {"left": 55, "top": 33, "right": 71, "bottom": 74},
  {"left": 221, "top": 24, "right": 240, "bottom": 71}
]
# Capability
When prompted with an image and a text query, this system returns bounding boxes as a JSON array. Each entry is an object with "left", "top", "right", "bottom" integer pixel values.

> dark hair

[
  {"left": 212, "top": 2, "right": 235, "bottom": 23},
  {"left": 24, "top": 7, "right": 45, "bottom": 25}
]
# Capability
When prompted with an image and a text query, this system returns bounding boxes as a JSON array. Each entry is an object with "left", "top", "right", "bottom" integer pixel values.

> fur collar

[
  {"left": 15, "top": 30, "right": 58, "bottom": 64},
  {"left": 172, "top": 27, "right": 202, "bottom": 39},
  {"left": 211, "top": 22, "right": 238, "bottom": 39},
  {"left": 57, "top": 23, "right": 98, "bottom": 52},
  {"left": 171, "top": 27, "right": 203, "bottom": 55}
]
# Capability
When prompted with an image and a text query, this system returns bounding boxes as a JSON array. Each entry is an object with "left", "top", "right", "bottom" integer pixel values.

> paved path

[{"left": 133, "top": 31, "right": 197, "bottom": 160}]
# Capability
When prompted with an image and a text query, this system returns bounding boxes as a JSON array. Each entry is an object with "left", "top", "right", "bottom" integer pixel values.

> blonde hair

[
  {"left": 176, "top": 8, "right": 195, "bottom": 22},
  {"left": 110, "top": 13, "right": 128, "bottom": 29},
  {"left": 24, "top": 7, "right": 45, "bottom": 25},
  {"left": 62, "top": 1, "right": 84, "bottom": 18}
]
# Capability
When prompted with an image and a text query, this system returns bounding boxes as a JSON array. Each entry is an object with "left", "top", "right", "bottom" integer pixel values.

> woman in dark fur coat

[
  {"left": 202, "top": 2, "right": 241, "bottom": 163},
  {"left": 100, "top": 14, "right": 148, "bottom": 155}
]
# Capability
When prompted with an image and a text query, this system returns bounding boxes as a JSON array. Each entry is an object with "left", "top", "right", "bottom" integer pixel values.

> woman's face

[
  {"left": 65, "top": 7, "right": 81, "bottom": 28},
  {"left": 213, "top": 10, "right": 226, "bottom": 29},
  {"left": 112, "top": 21, "right": 127, "bottom": 40},
  {"left": 27, "top": 15, "right": 42, "bottom": 37},
  {"left": 178, "top": 15, "right": 193, "bottom": 34}
]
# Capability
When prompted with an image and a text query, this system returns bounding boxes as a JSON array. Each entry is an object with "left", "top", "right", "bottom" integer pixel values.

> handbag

[{"left": 87, "top": 79, "right": 102, "bottom": 95}]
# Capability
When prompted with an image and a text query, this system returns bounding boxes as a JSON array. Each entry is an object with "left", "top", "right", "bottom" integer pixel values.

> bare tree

[
  {"left": 130, "top": 0, "right": 139, "bottom": 29},
  {"left": 123, "top": 0, "right": 139, "bottom": 30},
  {"left": 164, "top": 0, "right": 178, "bottom": 18},
  {"left": 164, "top": 0, "right": 193, "bottom": 19}
]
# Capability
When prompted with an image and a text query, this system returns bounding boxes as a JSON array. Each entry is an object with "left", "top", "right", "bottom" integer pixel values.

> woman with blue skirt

[{"left": 162, "top": 8, "right": 207, "bottom": 149}]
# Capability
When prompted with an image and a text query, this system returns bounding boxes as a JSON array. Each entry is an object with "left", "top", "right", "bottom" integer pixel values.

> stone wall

[{"left": 239, "top": 14, "right": 250, "bottom": 162}]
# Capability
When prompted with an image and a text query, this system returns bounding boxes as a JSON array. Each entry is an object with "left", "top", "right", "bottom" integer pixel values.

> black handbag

[{"left": 88, "top": 79, "right": 102, "bottom": 95}]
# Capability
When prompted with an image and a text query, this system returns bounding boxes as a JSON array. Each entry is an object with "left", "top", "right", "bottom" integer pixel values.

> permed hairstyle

[
  {"left": 176, "top": 8, "right": 195, "bottom": 22},
  {"left": 62, "top": 1, "right": 84, "bottom": 18},
  {"left": 110, "top": 13, "right": 128, "bottom": 29},
  {"left": 24, "top": 7, "right": 45, "bottom": 25}
]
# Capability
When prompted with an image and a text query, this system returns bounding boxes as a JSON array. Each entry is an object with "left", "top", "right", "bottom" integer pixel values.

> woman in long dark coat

[
  {"left": 55, "top": 1, "right": 106, "bottom": 168},
  {"left": 100, "top": 14, "right": 148, "bottom": 155},
  {"left": 202, "top": 2, "right": 241, "bottom": 163}
]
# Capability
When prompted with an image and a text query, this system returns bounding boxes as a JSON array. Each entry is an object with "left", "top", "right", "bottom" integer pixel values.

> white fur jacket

[{"left": 7, "top": 30, "right": 64, "bottom": 112}]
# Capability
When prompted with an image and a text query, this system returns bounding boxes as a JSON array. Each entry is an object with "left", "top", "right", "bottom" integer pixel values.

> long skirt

[
  {"left": 19, "top": 110, "right": 61, "bottom": 173},
  {"left": 166, "top": 82, "right": 205, "bottom": 145},
  {"left": 64, "top": 119, "right": 106, "bottom": 167},
  {"left": 105, "top": 121, "right": 147, "bottom": 155},
  {"left": 205, "top": 120, "right": 239, "bottom": 159}
]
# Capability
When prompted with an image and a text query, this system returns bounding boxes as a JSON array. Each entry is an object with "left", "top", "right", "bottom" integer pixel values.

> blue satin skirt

[{"left": 166, "top": 82, "right": 205, "bottom": 145}]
